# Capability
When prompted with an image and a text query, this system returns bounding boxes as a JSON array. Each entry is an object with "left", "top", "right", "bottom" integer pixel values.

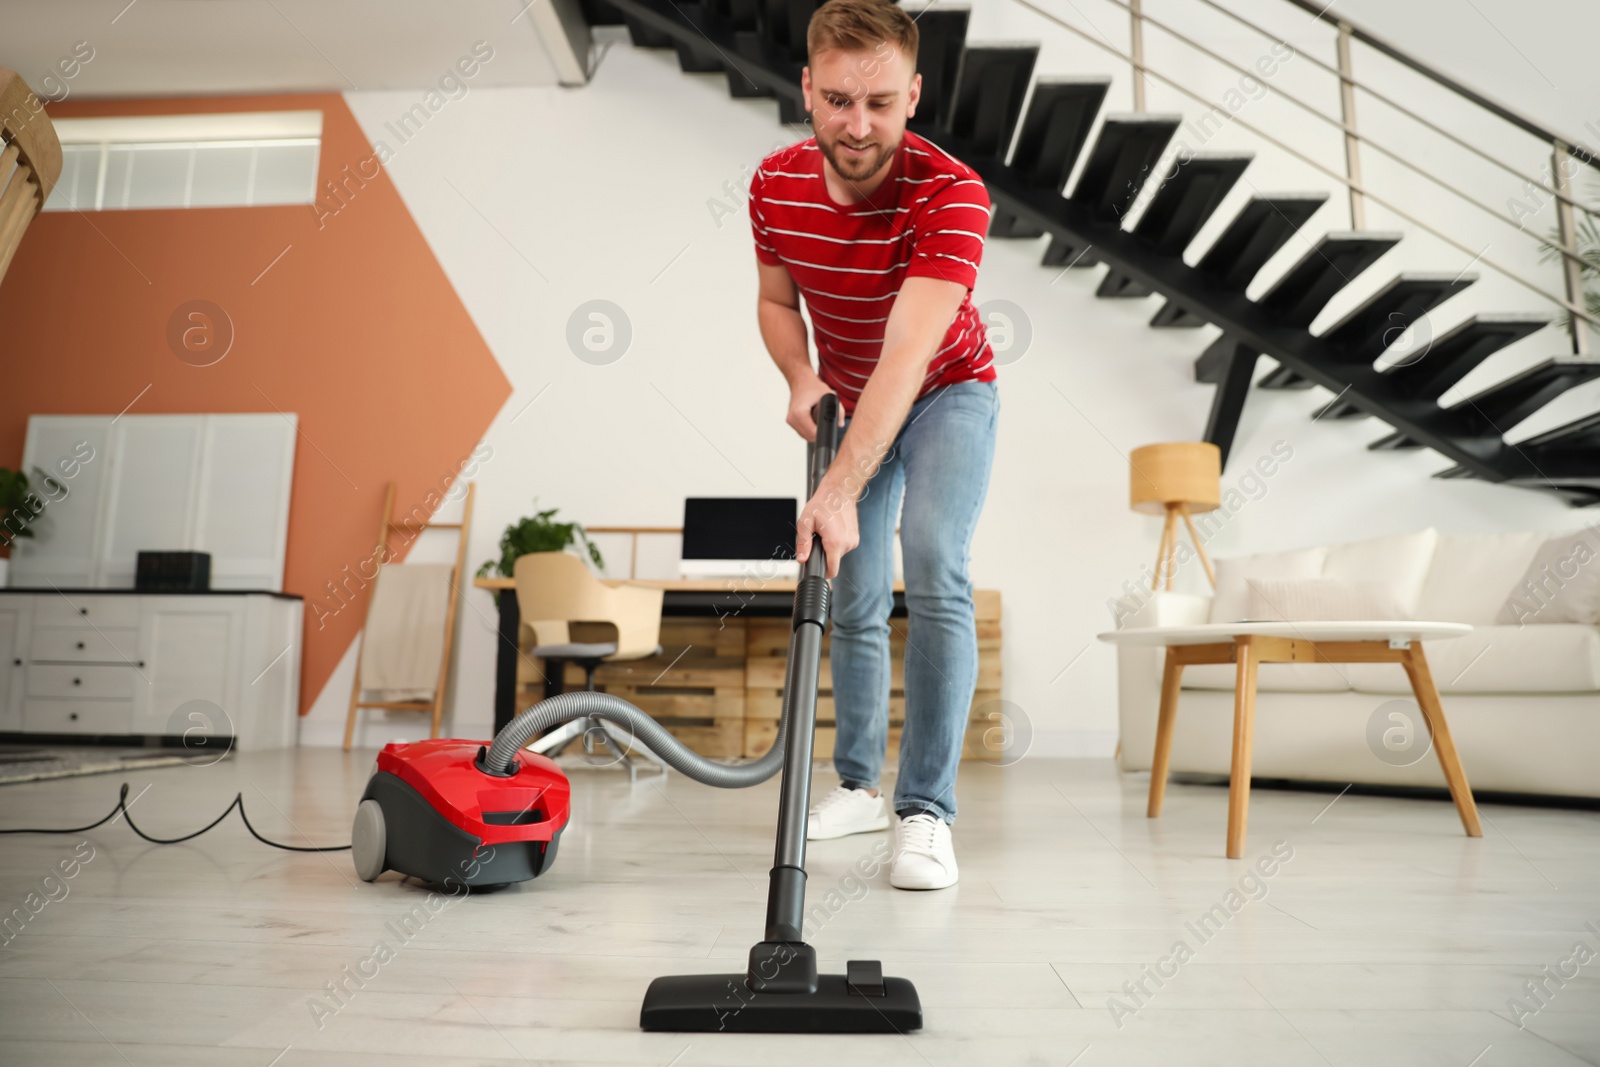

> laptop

[{"left": 678, "top": 497, "right": 800, "bottom": 580}]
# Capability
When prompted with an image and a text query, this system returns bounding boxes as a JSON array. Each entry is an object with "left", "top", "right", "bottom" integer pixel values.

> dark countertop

[{"left": 0, "top": 587, "right": 304, "bottom": 601}]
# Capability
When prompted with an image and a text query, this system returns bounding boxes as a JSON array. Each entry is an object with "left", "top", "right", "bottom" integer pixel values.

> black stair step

[
  {"left": 1312, "top": 396, "right": 1369, "bottom": 419},
  {"left": 906, "top": 4, "right": 970, "bottom": 136},
  {"left": 1133, "top": 152, "right": 1253, "bottom": 255},
  {"left": 1257, "top": 230, "right": 1402, "bottom": 328},
  {"left": 1150, "top": 193, "right": 1326, "bottom": 327},
  {"left": 705, "top": 0, "right": 758, "bottom": 30},
  {"left": 623, "top": 11, "right": 678, "bottom": 47},
  {"left": 947, "top": 43, "right": 1039, "bottom": 160},
  {"left": 1098, "top": 152, "right": 1252, "bottom": 298},
  {"left": 1447, "top": 357, "right": 1600, "bottom": 434},
  {"left": 1257, "top": 365, "right": 1314, "bottom": 389},
  {"left": 675, "top": 39, "right": 727, "bottom": 72},
  {"left": 1196, "top": 194, "right": 1328, "bottom": 291},
  {"left": 1520, "top": 410, "right": 1600, "bottom": 452},
  {"left": 990, "top": 204, "right": 1045, "bottom": 239},
  {"left": 581, "top": 0, "right": 628, "bottom": 25},
  {"left": 1368, "top": 430, "right": 1425, "bottom": 450},
  {"left": 754, "top": 0, "right": 819, "bottom": 62},
  {"left": 1380, "top": 313, "right": 1549, "bottom": 400},
  {"left": 1009, "top": 77, "right": 1111, "bottom": 190},
  {"left": 1069, "top": 113, "right": 1182, "bottom": 223},
  {"left": 1041, "top": 235, "right": 1099, "bottom": 269},
  {"left": 726, "top": 52, "right": 775, "bottom": 97},
  {"left": 1318, "top": 273, "right": 1478, "bottom": 364}
]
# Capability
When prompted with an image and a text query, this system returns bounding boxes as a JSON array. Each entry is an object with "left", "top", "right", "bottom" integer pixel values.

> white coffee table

[{"left": 1097, "top": 621, "right": 1482, "bottom": 858}]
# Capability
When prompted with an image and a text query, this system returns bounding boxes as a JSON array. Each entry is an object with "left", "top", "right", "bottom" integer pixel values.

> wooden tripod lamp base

[{"left": 1130, "top": 442, "right": 1221, "bottom": 592}]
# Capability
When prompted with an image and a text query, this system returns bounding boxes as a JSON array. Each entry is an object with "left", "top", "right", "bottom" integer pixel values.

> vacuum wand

[
  {"left": 765, "top": 393, "right": 840, "bottom": 941},
  {"left": 639, "top": 391, "right": 922, "bottom": 1032}
]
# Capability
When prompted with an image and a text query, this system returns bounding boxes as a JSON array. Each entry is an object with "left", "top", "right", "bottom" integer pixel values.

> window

[{"left": 44, "top": 111, "right": 322, "bottom": 212}]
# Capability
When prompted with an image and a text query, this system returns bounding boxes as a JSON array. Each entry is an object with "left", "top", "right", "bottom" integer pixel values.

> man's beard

[{"left": 817, "top": 132, "right": 898, "bottom": 184}]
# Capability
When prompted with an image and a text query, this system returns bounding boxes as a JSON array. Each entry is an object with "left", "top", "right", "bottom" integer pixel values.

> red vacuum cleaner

[
  {"left": 351, "top": 740, "right": 571, "bottom": 887},
  {"left": 350, "top": 395, "right": 921, "bottom": 1032}
]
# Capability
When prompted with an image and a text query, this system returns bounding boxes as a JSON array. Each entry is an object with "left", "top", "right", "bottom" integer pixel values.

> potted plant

[
  {"left": 0, "top": 467, "right": 41, "bottom": 588},
  {"left": 476, "top": 501, "right": 605, "bottom": 579}
]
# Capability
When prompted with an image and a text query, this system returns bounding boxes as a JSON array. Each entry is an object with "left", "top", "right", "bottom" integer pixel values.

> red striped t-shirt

[{"left": 748, "top": 130, "right": 997, "bottom": 414}]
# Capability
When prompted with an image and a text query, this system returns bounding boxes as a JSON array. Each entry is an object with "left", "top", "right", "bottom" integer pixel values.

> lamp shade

[{"left": 1129, "top": 442, "right": 1221, "bottom": 515}]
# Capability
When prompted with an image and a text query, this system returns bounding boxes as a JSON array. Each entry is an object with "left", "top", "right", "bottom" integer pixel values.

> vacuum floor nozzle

[{"left": 639, "top": 956, "right": 922, "bottom": 1033}]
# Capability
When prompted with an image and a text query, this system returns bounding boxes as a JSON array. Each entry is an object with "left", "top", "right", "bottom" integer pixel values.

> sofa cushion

[
  {"left": 1413, "top": 531, "right": 1548, "bottom": 624},
  {"left": 1245, "top": 577, "right": 1410, "bottom": 621},
  {"left": 1494, "top": 527, "right": 1600, "bottom": 626},
  {"left": 1208, "top": 547, "right": 1327, "bottom": 624},
  {"left": 1345, "top": 624, "right": 1600, "bottom": 694},
  {"left": 1321, "top": 528, "right": 1437, "bottom": 616}
]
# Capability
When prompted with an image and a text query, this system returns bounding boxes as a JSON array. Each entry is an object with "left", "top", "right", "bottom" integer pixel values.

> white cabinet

[
  {"left": 0, "top": 591, "right": 301, "bottom": 750},
  {"left": 0, "top": 599, "right": 29, "bottom": 732},
  {"left": 131, "top": 597, "right": 243, "bottom": 737},
  {"left": 9, "top": 413, "right": 296, "bottom": 591}
]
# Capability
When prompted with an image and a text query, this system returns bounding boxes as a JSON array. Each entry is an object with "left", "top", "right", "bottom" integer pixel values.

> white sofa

[{"left": 1114, "top": 528, "right": 1600, "bottom": 799}]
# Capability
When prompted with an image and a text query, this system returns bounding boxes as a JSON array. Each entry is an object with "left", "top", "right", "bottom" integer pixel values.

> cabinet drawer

[
  {"left": 34, "top": 596, "right": 141, "bottom": 629},
  {"left": 23, "top": 698, "right": 136, "bottom": 734},
  {"left": 26, "top": 663, "right": 139, "bottom": 700},
  {"left": 29, "top": 627, "right": 140, "bottom": 664}
]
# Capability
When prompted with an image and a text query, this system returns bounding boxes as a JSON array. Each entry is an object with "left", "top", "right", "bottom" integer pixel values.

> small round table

[{"left": 1096, "top": 621, "right": 1483, "bottom": 858}]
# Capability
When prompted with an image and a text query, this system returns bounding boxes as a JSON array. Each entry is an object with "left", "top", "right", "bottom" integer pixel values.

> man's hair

[{"left": 807, "top": 0, "right": 919, "bottom": 69}]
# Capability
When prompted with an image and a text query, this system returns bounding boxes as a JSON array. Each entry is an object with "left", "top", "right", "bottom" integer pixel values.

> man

[{"left": 748, "top": 0, "right": 999, "bottom": 890}]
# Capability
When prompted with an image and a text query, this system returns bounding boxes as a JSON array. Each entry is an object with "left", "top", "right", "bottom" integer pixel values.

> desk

[{"left": 474, "top": 577, "right": 1000, "bottom": 760}]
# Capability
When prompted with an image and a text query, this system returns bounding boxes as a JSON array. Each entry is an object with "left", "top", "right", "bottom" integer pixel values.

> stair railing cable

[
  {"left": 1007, "top": 0, "right": 1599, "bottom": 352},
  {"left": 1092, "top": 0, "right": 1597, "bottom": 259}
]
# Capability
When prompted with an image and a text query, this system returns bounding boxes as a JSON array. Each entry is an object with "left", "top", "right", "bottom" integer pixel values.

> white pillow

[
  {"left": 1494, "top": 526, "right": 1600, "bottom": 626},
  {"left": 1321, "top": 528, "right": 1438, "bottom": 616},
  {"left": 1415, "top": 532, "right": 1550, "bottom": 624},
  {"left": 1208, "top": 547, "right": 1327, "bottom": 623},
  {"left": 1246, "top": 577, "right": 1411, "bottom": 622}
]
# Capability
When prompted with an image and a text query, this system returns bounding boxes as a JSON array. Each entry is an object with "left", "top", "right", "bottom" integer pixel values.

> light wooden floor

[{"left": 0, "top": 748, "right": 1596, "bottom": 1066}]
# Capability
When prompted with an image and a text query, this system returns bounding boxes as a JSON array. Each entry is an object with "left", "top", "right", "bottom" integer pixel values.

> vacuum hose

[
  {"left": 479, "top": 689, "right": 789, "bottom": 788},
  {"left": 481, "top": 394, "right": 842, "bottom": 791}
]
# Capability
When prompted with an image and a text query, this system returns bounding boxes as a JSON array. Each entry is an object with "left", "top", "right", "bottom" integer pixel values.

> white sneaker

[
  {"left": 806, "top": 785, "right": 890, "bottom": 840},
  {"left": 889, "top": 813, "right": 958, "bottom": 890}
]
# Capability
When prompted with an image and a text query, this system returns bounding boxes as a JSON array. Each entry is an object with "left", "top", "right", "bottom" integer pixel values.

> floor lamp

[{"left": 1130, "top": 442, "right": 1221, "bottom": 591}]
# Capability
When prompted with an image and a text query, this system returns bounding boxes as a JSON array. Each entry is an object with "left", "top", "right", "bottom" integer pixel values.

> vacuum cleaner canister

[{"left": 352, "top": 740, "right": 571, "bottom": 888}]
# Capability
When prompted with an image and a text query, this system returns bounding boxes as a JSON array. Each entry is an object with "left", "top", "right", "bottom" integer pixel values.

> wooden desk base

[{"left": 1147, "top": 635, "right": 1483, "bottom": 858}]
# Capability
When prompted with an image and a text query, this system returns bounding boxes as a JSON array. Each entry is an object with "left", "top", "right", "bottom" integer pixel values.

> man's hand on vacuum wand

[
  {"left": 786, "top": 372, "right": 835, "bottom": 443},
  {"left": 795, "top": 461, "right": 858, "bottom": 581}
]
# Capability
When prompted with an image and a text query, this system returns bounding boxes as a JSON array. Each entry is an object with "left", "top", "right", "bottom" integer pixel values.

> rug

[{"left": 0, "top": 744, "right": 230, "bottom": 785}]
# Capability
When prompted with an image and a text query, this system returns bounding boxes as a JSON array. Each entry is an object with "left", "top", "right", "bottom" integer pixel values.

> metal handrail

[
  {"left": 1091, "top": 0, "right": 1595, "bottom": 270},
  {"left": 1008, "top": 0, "right": 1600, "bottom": 336},
  {"left": 1277, "top": 0, "right": 1600, "bottom": 169},
  {"left": 1017, "top": 0, "right": 1593, "bottom": 347},
  {"left": 1182, "top": 0, "right": 1597, "bottom": 216}
]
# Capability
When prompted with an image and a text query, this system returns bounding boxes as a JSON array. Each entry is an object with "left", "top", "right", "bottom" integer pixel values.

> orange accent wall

[{"left": 0, "top": 92, "right": 511, "bottom": 718}]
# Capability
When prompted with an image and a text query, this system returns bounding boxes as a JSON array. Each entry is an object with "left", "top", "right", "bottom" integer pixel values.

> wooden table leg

[
  {"left": 1401, "top": 643, "right": 1483, "bottom": 837},
  {"left": 1148, "top": 648, "right": 1185, "bottom": 818},
  {"left": 1226, "top": 637, "right": 1259, "bottom": 859}
]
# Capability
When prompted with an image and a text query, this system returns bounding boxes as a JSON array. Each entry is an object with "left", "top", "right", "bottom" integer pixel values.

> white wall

[{"left": 302, "top": 12, "right": 1596, "bottom": 755}]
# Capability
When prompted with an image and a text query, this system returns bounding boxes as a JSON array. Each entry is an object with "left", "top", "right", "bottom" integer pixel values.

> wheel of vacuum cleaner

[{"left": 351, "top": 798, "right": 387, "bottom": 881}]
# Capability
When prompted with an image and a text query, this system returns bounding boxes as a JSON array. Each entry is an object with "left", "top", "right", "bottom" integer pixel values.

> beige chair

[
  {"left": 343, "top": 482, "right": 475, "bottom": 751},
  {"left": 513, "top": 551, "right": 669, "bottom": 780}
]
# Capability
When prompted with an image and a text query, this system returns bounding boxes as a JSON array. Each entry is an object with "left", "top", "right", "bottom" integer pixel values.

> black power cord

[{"left": 0, "top": 781, "right": 351, "bottom": 852}]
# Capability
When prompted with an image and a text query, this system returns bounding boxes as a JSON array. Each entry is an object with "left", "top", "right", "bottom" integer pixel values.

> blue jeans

[{"left": 829, "top": 379, "right": 999, "bottom": 825}]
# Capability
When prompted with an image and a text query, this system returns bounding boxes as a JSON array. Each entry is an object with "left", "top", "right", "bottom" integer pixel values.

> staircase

[{"left": 581, "top": 0, "right": 1600, "bottom": 507}]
